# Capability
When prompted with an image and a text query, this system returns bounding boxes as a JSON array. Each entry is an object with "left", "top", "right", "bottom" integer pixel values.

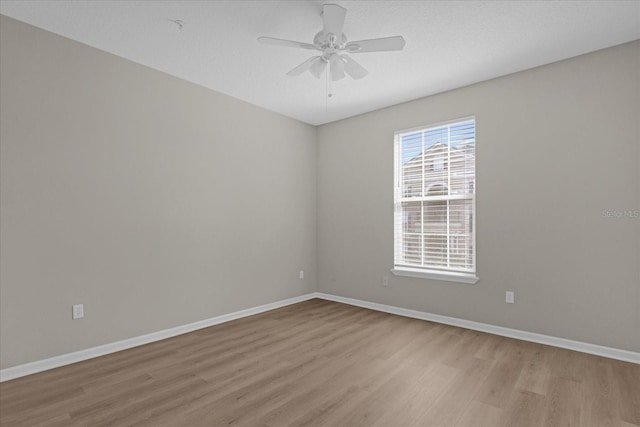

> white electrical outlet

[
  {"left": 72, "top": 304, "right": 84, "bottom": 319},
  {"left": 299, "top": 270, "right": 304, "bottom": 279},
  {"left": 505, "top": 291, "right": 515, "bottom": 304},
  {"left": 382, "top": 276, "right": 389, "bottom": 287}
]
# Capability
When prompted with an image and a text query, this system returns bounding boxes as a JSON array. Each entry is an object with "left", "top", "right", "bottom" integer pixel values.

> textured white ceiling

[{"left": 1, "top": 1, "right": 639, "bottom": 125}]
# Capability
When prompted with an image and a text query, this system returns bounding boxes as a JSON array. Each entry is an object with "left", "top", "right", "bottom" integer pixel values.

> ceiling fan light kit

[{"left": 258, "top": 4, "right": 405, "bottom": 82}]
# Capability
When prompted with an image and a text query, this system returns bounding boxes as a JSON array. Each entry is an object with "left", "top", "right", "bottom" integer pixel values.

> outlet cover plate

[
  {"left": 72, "top": 304, "right": 84, "bottom": 319},
  {"left": 505, "top": 291, "right": 515, "bottom": 304}
]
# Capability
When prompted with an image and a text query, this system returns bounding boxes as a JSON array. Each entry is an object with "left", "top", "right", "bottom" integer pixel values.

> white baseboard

[
  {"left": 2, "top": 291, "right": 637, "bottom": 382},
  {"left": 315, "top": 293, "right": 640, "bottom": 365},
  {"left": 0, "top": 293, "right": 317, "bottom": 382}
]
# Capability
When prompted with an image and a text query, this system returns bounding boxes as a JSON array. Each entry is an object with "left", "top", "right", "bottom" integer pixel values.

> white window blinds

[{"left": 394, "top": 118, "right": 476, "bottom": 274}]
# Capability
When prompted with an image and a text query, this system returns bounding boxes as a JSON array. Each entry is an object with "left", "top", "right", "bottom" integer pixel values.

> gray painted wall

[
  {"left": 317, "top": 40, "right": 639, "bottom": 353},
  {"left": 0, "top": 16, "right": 317, "bottom": 369},
  {"left": 1, "top": 14, "right": 638, "bottom": 370}
]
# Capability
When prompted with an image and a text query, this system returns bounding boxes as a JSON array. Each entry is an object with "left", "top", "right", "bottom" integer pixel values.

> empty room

[{"left": 0, "top": 1, "right": 639, "bottom": 426}]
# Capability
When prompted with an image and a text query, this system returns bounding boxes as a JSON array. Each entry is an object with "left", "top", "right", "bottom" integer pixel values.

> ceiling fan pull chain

[
  {"left": 324, "top": 64, "right": 328, "bottom": 114},
  {"left": 327, "top": 61, "right": 333, "bottom": 98}
]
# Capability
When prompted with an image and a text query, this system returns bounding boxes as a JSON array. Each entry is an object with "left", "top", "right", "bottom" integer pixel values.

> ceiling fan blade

[
  {"left": 330, "top": 55, "right": 346, "bottom": 81},
  {"left": 287, "top": 56, "right": 322, "bottom": 76},
  {"left": 345, "top": 36, "right": 406, "bottom": 53},
  {"left": 343, "top": 55, "right": 368, "bottom": 79},
  {"left": 323, "top": 4, "right": 347, "bottom": 36},
  {"left": 257, "top": 36, "right": 317, "bottom": 50}
]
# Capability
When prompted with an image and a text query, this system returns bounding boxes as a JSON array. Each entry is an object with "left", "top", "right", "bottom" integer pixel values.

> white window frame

[{"left": 392, "top": 117, "right": 478, "bottom": 284}]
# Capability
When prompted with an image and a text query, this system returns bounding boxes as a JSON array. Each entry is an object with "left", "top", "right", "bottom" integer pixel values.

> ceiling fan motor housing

[{"left": 314, "top": 31, "right": 347, "bottom": 51}]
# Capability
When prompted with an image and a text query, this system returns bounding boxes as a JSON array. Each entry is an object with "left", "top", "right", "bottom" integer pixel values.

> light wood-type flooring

[{"left": 1, "top": 299, "right": 639, "bottom": 426}]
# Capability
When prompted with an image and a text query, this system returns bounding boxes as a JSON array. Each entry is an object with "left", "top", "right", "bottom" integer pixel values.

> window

[
  {"left": 392, "top": 117, "right": 477, "bottom": 284},
  {"left": 433, "top": 156, "right": 444, "bottom": 172}
]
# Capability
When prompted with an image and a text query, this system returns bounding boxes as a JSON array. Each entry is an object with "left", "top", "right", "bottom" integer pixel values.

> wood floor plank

[
  {"left": 370, "top": 362, "right": 460, "bottom": 427},
  {"left": 474, "top": 340, "right": 535, "bottom": 409},
  {"left": 1, "top": 299, "right": 638, "bottom": 427},
  {"left": 611, "top": 360, "right": 640, "bottom": 426},
  {"left": 579, "top": 355, "right": 619, "bottom": 427},
  {"left": 254, "top": 357, "right": 367, "bottom": 427},
  {"left": 514, "top": 341, "right": 554, "bottom": 395},
  {"left": 543, "top": 376, "right": 584, "bottom": 427},
  {"left": 414, "top": 355, "right": 493, "bottom": 426},
  {"left": 455, "top": 400, "right": 503, "bottom": 427},
  {"left": 499, "top": 389, "right": 547, "bottom": 427},
  {"left": 2, "top": 374, "right": 153, "bottom": 426}
]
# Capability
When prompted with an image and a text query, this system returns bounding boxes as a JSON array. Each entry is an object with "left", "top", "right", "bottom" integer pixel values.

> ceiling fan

[{"left": 258, "top": 4, "right": 405, "bottom": 81}]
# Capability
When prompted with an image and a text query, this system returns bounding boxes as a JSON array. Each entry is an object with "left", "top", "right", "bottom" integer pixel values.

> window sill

[{"left": 391, "top": 267, "right": 479, "bottom": 284}]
